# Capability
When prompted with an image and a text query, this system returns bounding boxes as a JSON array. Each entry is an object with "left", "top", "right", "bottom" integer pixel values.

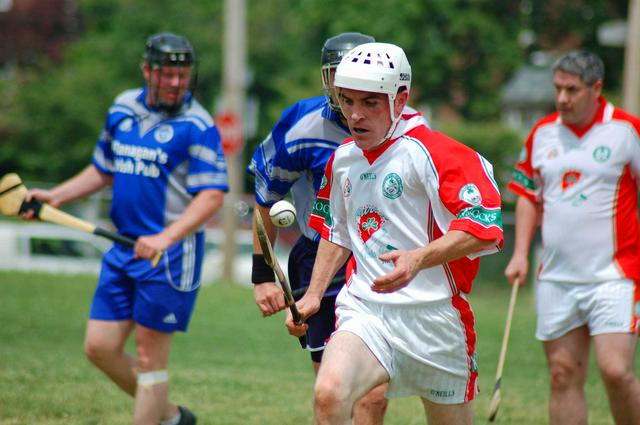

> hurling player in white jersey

[
  {"left": 22, "top": 33, "right": 228, "bottom": 425},
  {"left": 505, "top": 50, "right": 640, "bottom": 425},
  {"left": 247, "top": 32, "right": 396, "bottom": 424},
  {"left": 285, "top": 42, "right": 503, "bottom": 425}
]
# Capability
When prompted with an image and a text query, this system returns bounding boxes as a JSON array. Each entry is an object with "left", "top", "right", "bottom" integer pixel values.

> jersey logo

[
  {"left": 561, "top": 170, "right": 582, "bottom": 191},
  {"left": 118, "top": 117, "right": 134, "bottom": 132},
  {"left": 154, "top": 124, "right": 174, "bottom": 144},
  {"left": 592, "top": 146, "right": 611, "bottom": 162},
  {"left": 459, "top": 184, "right": 482, "bottom": 206},
  {"left": 382, "top": 173, "right": 403, "bottom": 199},
  {"left": 356, "top": 205, "right": 384, "bottom": 244},
  {"left": 343, "top": 177, "right": 352, "bottom": 198},
  {"left": 359, "top": 172, "right": 376, "bottom": 181},
  {"left": 355, "top": 204, "right": 397, "bottom": 259}
]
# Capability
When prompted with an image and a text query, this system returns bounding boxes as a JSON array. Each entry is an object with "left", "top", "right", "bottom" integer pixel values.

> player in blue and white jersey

[
  {"left": 248, "top": 32, "right": 428, "bottom": 425},
  {"left": 23, "top": 32, "right": 227, "bottom": 425}
]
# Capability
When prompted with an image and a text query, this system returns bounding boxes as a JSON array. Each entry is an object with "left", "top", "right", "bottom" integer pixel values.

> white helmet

[{"left": 334, "top": 42, "right": 411, "bottom": 124}]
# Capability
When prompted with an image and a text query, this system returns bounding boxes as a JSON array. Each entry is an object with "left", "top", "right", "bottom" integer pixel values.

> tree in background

[{"left": 0, "top": 0, "right": 630, "bottom": 185}]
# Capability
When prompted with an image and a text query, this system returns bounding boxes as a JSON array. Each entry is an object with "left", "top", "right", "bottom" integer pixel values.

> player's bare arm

[
  {"left": 285, "top": 238, "right": 350, "bottom": 337},
  {"left": 21, "top": 165, "right": 112, "bottom": 219},
  {"left": 372, "top": 230, "right": 496, "bottom": 293},
  {"left": 504, "top": 196, "right": 539, "bottom": 286},
  {"left": 135, "top": 189, "right": 223, "bottom": 260},
  {"left": 251, "top": 203, "right": 286, "bottom": 316}
]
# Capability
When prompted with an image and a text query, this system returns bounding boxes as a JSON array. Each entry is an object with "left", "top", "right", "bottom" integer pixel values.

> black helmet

[
  {"left": 144, "top": 32, "right": 195, "bottom": 67},
  {"left": 321, "top": 32, "right": 375, "bottom": 114}
]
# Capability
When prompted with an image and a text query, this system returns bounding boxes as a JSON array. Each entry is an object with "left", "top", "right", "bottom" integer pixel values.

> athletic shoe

[{"left": 177, "top": 406, "right": 197, "bottom": 425}]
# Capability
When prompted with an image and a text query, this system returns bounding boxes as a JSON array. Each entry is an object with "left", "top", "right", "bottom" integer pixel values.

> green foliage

[
  {"left": 2, "top": 0, "right": 223, "bottom": 180},
  {"left": 0, "top": 1, "right": 629, "bottom": 181}
]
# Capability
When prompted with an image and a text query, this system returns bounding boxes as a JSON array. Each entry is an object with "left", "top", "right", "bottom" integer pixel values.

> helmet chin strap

[{"left": 371, "top": 95, "right": 402, "bottom": 148}]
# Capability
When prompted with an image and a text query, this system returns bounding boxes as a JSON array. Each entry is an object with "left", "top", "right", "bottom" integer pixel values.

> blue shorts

[
  {"left": 288, "top": 236, "right": 347, "bottom": 362},
  {"left": 90, "top": 232, "right": 204, "bottom": 333}
]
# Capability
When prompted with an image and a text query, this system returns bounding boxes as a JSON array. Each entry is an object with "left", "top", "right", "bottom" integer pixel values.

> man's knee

[
  {"left": 84, "top": 337, "right": 119, "bottom": 364},
  {"left": 314, "top": 377, "right": 350, "bottom": 420},
  {"left": 599, "top": 362, "right": 636, "bottom": 390},
  {"left": 548, "top": 361, "right": 584, "bottom": 391}
]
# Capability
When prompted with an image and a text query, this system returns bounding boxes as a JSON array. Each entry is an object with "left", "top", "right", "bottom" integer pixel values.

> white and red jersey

[
  {"left": 309, "top": 113, "right": 503, "bottom": 304},
  {"left": 508, "top": 97, "right": 640, "bottom": 283}
]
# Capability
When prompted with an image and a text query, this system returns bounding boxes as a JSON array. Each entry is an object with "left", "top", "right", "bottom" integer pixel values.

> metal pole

[
  {"left": 221, "top": 0, "right": 246, "bottom": 282},
  {"left": 623, "top": 0, "right": 640, "bottom": 114}
]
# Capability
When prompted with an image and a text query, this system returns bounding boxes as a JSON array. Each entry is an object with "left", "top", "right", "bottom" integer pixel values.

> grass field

[{"left": 0, "top": 270, "right": 633, "bottom": 424}]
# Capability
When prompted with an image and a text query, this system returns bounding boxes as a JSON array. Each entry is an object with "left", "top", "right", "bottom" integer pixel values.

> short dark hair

[{"left": 552, "top": 50, "right": 604, "bottom": 86}]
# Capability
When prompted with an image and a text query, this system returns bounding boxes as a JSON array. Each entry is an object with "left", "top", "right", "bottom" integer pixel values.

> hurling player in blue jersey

[
  {"left": 247, "top": 32, "right": 391, "bottom": 425},
  {"left": 22, "top": 33, "right": 227, "bottom": 425}
]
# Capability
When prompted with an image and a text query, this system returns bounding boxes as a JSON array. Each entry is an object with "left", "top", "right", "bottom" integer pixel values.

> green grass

[{"left": 0, "top": 271, "right": 633, "bottom": 424}]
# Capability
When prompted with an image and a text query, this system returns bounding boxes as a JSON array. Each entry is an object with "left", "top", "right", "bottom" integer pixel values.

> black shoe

[{"left": 177, "top": 406, "right": 197, "bottom": 425}]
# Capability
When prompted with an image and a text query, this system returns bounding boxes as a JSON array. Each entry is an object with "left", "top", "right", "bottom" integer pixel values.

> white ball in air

[{"left": 269, "top": 200, "right": 297, "bottom": 228}]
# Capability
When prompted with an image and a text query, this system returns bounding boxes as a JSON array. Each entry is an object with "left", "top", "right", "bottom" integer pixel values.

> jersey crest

[
  {"left": 343, "top": 177, "right": 352, "bottom": 198},
  {"left": 154, "top": 124, "right": 174, "bottom": 143},
  {"left": 561, "top": 170, "right": 582, "bottom": 191},
  {"left": 592, "top": 146, "right": 611, "bottom": 162},
  {"left": 356, "top": 204, "right": 384, "bottom": 244},
  {"left": 382, "top": 173, "right": 403, "bottom": 199},
  {"left": 459, "top": 183, "right": 482, "bottom": 206},
  {"left": 355, "top": 204, "right": 397, "bottom": 259}
]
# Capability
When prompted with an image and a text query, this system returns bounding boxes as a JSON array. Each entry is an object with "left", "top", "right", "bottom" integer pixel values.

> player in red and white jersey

[
  {"left": 286, "top": 42, "right": 502, "bottom": 425},
  {"left": 505, "top": 50, "right": 640, "bottom": 425}
]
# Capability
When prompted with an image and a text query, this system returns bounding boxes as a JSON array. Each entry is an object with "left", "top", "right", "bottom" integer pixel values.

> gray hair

[{"left": 552, "top": 50, "right": 604, "bottom": 86}]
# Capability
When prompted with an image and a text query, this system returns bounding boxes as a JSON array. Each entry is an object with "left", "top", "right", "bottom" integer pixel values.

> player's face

[
  {"left": 554, "top": 70, "right": 602, "bottom": 128},
  {"left": 337, "top": 88, "right": 394, "bottom": 151},
  {"left": 144, "top": 63, "right": 192, "bottom": 109}
]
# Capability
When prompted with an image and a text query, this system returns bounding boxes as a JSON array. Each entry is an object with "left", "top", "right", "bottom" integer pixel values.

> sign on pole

[{"left": 216, "top": 111, "right": 243, "bottom": 155}]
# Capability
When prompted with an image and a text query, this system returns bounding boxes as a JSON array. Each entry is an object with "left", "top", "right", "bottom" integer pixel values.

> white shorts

[
  {"left": 334, "top": 289, "right": 479, "bottom": 404},
  {"left": 535, "top": 279, "right": 639, "bottom": 341}
]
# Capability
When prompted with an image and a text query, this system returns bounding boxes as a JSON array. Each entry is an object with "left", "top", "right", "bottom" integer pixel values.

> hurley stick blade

[{"left": 0, "top": 173, "right": 28, "bottom": 216}]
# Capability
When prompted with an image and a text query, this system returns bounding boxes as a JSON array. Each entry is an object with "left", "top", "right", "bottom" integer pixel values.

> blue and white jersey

[
  {"left": 93, "top": 87, "right": 229, "bottom": 237},
  {"left": 247, "top": 96, "right": 351, "bottom": 240}
]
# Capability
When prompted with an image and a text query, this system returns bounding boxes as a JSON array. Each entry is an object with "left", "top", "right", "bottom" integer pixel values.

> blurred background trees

[{"left": 0, "top": 0, "right": 630, "bottom": 196}]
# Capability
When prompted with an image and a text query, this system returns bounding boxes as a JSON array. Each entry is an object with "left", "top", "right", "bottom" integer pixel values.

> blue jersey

[
  {"left": 247, "top": 96, "right": 350, "bottom": 241},
  {"left": 92, "top": 87, "right": 229, "bottom": 237}
]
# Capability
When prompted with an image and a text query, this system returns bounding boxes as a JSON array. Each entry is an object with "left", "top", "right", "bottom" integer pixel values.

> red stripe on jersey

[
  {"left": 613, "top": 165, "right": 640, "bottom": 280},
  {"left": 345, "top": 256, "right": 356, "bottom": 288},
  {"left": 612, "top": 107, "right": 640, "bottom": 137},
  {"left": 451, "top": 294, "right": 478, "bottom": 401}
]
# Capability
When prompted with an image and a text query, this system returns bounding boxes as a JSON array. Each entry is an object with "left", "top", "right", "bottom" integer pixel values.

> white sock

[{"left": 160, "top": 411, "right": 181, "bottom": 425}]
